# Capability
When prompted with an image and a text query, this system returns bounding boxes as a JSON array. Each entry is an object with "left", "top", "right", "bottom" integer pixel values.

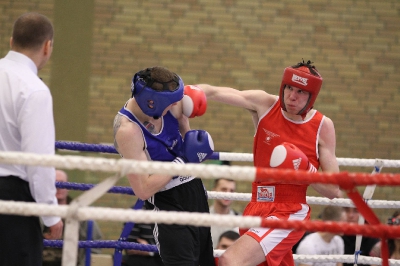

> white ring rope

[
  {"left": 0, "top": 199, "right": 398, "bottom": 265},
  {"left": 60, "top": 142, "right": 400, "bottom": 168},
  {"left": 217, "top": 152, "right": 400, "bottom": 168},
  {"left": 0, "top": 151, "right": 256, "bottom": 181},
  {"left": 216, "top": 251, "right": 400, "bottom": 266},
  {"left": 0, "top": 200, "right": 262, "bottom": 228},
  {"left": 2, "top": 151, "right": 400, "bottom": 183},
  {"left": 207, "top": 192, "right": 400, "bottom": 209},
  {"left": 292, "top": 255, "right": 400, "bottom": 266},
  {"left": 2, "top": 151, "right": 400, "bottom": 208}
]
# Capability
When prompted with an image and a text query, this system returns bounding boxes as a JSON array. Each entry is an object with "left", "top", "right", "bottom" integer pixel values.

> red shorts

[{"left": 240, "top": 183, "right": 310, "bottom": 266}]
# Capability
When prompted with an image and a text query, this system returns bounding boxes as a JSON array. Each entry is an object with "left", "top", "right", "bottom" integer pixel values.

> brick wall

[{"left": 1, "top": 0, "right": 399, "bottom": 246}]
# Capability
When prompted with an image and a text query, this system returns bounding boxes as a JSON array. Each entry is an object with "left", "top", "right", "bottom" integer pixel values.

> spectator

[
  {"left": 387, "top": 210, "right": 400, "bottom": 259},
  {"left": 369, "top": 210, "right": 400, "bottom": 260},
  {"left": 293, "top": 207, "right": 347, "bottom": 253},
  {"left": 209, "top": 176, "right": 240, "bottom": 248},
  {"left": 295, "top": 206, "right": 346, "bottom": 266},
  {"left": 341, "top": 207, "right": 380, "bottom": 266},
  {"left": 216, "top": 230, "right": 240, "bottom": 250},
  {"left": 0, "top": 12, "right": 63, "bottom": 266},
  {"left": 215, "top": 230, "right": 240, "bottom": 265},
  {"left": 42, "top": 170, "right": 103, "bottom": 266}
]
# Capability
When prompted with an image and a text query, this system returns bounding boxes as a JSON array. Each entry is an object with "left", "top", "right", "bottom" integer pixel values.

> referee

[{"left": 0, "top": 12, "right": 63, "bottom": 266}]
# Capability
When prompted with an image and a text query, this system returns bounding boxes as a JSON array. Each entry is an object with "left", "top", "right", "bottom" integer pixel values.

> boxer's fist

[
  {"left": 270, "top": 142, "right": 317, "bottom": 172},
  {"left": 182, "top": 85, "right": 207, "bottom": 118},
  {"left": 175, "top": 130, "right": 214, "bottom": 163}
]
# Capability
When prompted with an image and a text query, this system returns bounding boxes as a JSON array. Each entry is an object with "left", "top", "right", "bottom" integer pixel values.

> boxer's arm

[
  {"left": 196, "top": 84, "right": 276, "bottom": 114},
  {"left": 311, "top": 117, "right": 342, "bottom": 199},
  {"left": 170, "top": 102, "right": 191, "bottom": 135},
  {"left": 114, "top": 117, "right": 176, "bottom": 200}
]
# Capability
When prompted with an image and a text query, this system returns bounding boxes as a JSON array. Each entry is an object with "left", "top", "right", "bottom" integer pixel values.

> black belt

[{"left": 0, "top": 175, "right": 35, "bottom": 202}]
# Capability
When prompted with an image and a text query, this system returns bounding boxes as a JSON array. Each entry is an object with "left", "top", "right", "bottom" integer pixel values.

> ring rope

[
  {"left": 55, "top": 141, "right": 400, "bottom": 167},
  {"left": 292, "top": 255, "right": 400, "bottom": 266},
  {"left": 1, "top": 152, "right": 400, "bottom": 186},
  {"left": 43, "top": 240, "right": 399, "bottom": 265},
  {"left": 56, "top": 181, "right": 400, "bottom": 209},
  {"left": 1, "top": 200, "right": 400, "bottom": 239},
  {"left": 44, "top": 239, "right": 158, "bottom": 252}
]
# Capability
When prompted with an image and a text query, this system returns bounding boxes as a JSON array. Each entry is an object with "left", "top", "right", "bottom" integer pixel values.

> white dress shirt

[{"left": 0, "top": 51, "right": 60, "bottom": 226}]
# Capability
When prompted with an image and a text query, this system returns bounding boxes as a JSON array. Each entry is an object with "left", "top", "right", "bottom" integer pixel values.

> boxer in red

[{"left": 196, "top": 60, "right": 342, "bottom": 266}]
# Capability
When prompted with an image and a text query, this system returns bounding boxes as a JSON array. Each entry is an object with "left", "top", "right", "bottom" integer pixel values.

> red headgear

[{"left": 279, "top": 61, "right": 323, "bottom": 116}]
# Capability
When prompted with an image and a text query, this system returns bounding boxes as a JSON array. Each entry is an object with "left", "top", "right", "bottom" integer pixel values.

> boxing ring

[{"left": 1, "top": 141, "right": 400, "bottom": 266}]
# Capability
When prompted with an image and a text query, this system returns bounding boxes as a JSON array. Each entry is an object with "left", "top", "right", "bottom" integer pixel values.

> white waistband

[{"left": 159, "top": 176, "right": 195, "bottom": 191}]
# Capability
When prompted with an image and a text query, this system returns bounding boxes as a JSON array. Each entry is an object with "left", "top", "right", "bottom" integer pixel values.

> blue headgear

[{"left": 131, "top": 68, "right": 184, "bottom": 119}]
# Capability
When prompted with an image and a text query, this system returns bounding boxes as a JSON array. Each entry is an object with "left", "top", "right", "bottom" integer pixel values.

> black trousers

[
  {"left": 148, "top": 179, "right": 216, "bottom": 266},
  {"left": 0, "top": 176, "right": 43, "bottom": 266}
]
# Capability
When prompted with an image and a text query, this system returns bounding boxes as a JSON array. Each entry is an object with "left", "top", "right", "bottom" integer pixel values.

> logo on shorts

[
  {"left": 292, "top": 74, "right": 308, "bottom": 86},
  {"left": 257, "top": 186, "right": 275, "bottom": 202},
  {"left": 179, "top": 176, "right": 191, "bottom": 182}
]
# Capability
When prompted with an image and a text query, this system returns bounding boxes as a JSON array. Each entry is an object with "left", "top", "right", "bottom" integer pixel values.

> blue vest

[{"left": 118, "top": 106, "right": 183, "bottom": 162}]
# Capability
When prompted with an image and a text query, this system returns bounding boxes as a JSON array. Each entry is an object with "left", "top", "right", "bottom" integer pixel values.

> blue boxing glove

[{"left": 174, "top": 130, "right": 214, "bottom": 163}]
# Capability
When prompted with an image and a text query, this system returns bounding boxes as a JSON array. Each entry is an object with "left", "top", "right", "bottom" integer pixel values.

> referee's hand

[{"left": 44, "top": 220, "right": 64, "bottom": 239}]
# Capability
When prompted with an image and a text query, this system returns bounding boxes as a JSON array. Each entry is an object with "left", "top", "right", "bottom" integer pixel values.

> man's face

[
  {"left": 217, "top": 237, "right": 236, "bottom": 250},
  {"left": 214, "top": 179, "right": 236, "bottom": 207},
  {"left": 283, "top": 86, "right": 310, "bottom": 115},
  {"left": 344, "top": 207, "right": 360, "bottom": 223}
]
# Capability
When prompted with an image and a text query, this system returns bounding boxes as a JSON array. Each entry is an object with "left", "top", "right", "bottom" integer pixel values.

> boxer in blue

[{"left": 113, "top": 66, "right": 215, "bottom": 266}]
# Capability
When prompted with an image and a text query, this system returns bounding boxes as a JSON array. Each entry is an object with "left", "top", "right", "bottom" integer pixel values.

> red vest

[{"left": 253, "top": 98, "right": 324, "bottom": 185}]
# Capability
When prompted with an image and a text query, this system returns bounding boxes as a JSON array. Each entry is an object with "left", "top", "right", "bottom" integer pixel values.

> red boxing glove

[
  {"left": 270, "top": 142, "right": 317, "bottom": 172},
  {"left": 182, "top": 85, "right": 207, "bottom": 118}
]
